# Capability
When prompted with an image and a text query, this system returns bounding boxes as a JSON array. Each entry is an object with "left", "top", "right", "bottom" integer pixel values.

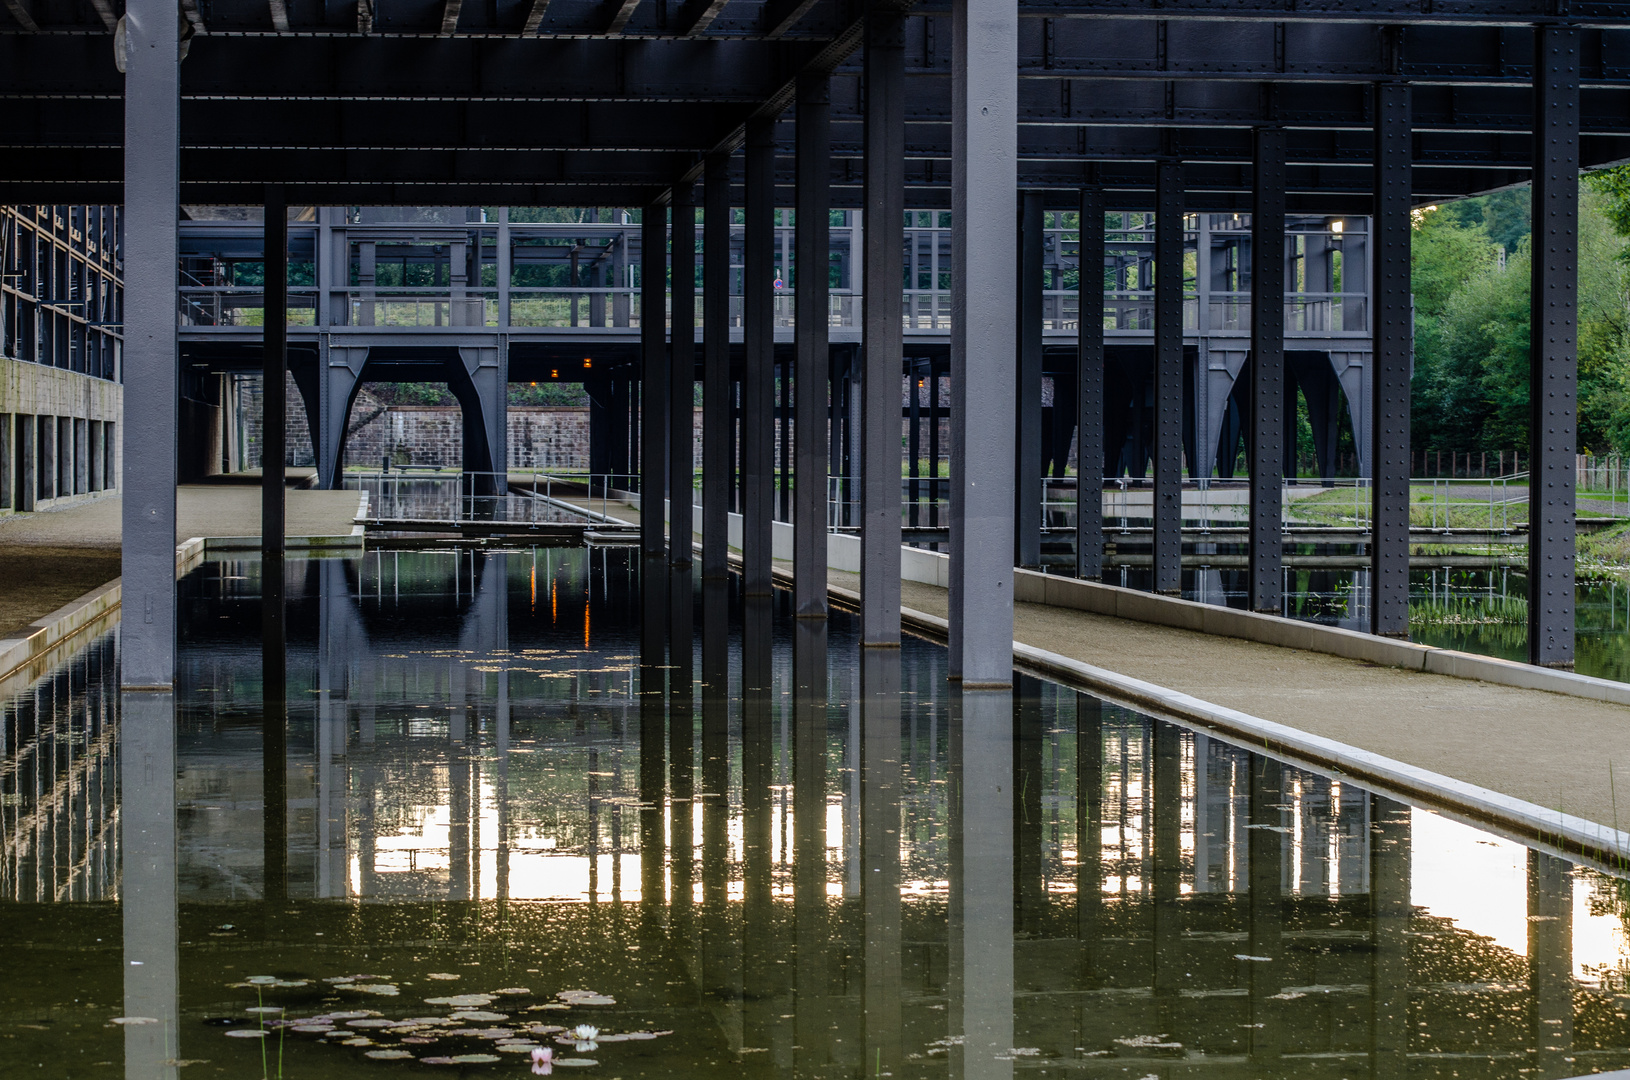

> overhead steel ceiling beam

[
  {"left": 0, "top": 35, "right": 830, "bottom": 101},
  {"left": 441, "top": 0, "right": 463, "bottom": 33},
  {"left": 267, "top": 0, "right": 290, "bottom": 31},
  {"left": 761, "top": 0, "right": 823, "bottom": 38},
  {"left": 2, "top": 0, "right": 39, "bottom": 32},
  {"left": 675, "top": 0, "right": 731, "bottom": 35},
  {"left": 601, "top": 0, "right": 642, "bottom": 34}
]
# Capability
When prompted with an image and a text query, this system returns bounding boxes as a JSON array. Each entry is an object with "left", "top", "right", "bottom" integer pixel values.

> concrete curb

[{"left": 0, "top": 577, "right": 122, "bottom": 685}]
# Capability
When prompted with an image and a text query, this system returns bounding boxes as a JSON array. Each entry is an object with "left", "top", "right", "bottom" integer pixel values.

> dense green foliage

[{"left": 1411, "top": 178, "right": 1630, "bottom": 455}]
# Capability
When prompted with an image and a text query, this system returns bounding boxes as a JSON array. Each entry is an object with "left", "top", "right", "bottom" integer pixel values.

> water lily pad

[
  {"left": 245, "top": 1006, "right": 283, "bottom": 1015},
  {"left": 619, "top": 1032, "right": 662, "bottom": 1040},
  {"left": 402, "top": 1037, "right": 439, "bottom": 1044},
  {"left": 450, "top": 1011, "right": 508, "bottom": 1022},
  {"left": 496, "top": 1042, "right": 542, "bottom": 1053},
  {"left": 526, "top": 1025, "right": 566, "bottom": 1036},
  {"left": 425, "top": 973, "right": 461, "bottom": 981},
  {"left": 225, "top": 1030, "right": 267, "bottom": 1039},
  {"left": 554, "top": 1059, "right": 598, "bottom": 1067},
  {"left": 293, "top": 1025, "right": 334, "bottom": 1034},
  {"left": 273, "top": 979, "right": 310, "bottom": 988},
  {"left": 447, "top": 1054, "right": 501, "bottom": 1064},
  {"left": 348, "top": 984, "right": 400, "bottom": 996},
  {"left": 347, "top": 1019, "right": 399, "bottom": 1028},
  {"left": 325, "top": 1011, "right": 377, "bottom": 1021},
  {"left": 342, "top": 1037, "right": 374, "bottom": 1047},
  {"left": 402, "top": 1017, "right": 450, "bottom": 1025},
  {"left": 246, "top": 976, "right": 279, "bottom": 986},
  {"left": 366, "top": 1049, "right": 415, "bottom": 1060},
  {"left": 492, "top": 987, "right": 531, "bottom": 996},
  {"left": 425, "top": 994, "right": 495, "bottom": 1008},
  {"left": 111, "top": 1017, "right": 158, "bottom": 1026},
  {"left": 527, "top": 1003, "right": 571, "bottom": 1011}
]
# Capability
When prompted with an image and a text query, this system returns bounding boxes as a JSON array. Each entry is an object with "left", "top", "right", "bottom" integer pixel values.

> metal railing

[
  {"left": 341, "top": 469, "right": 639, "bottom": 526},
  {"left": 177, "top": 286, "right": 318, "bottom": 327}
]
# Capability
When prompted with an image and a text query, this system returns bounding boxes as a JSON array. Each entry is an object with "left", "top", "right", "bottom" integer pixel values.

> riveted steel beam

[
  {"left": 861, "top": 2, "right": 906, "bottom": 646},
  {"left": 1076, "top": 185, "right": 1105, "bottom": 581},
  {"left": 1152, "top": 160, "right": 1184, "bottom": 597},
  {"left": 794, "top": 72, "right": 832, "bottom": 618},
  {"left": 1529, "top": 25, "right": 1580, "bottom": 669},
  {"left": 1370, "top": 82, "right": 1412, "bottom": 639},
  {"left": 641, "top": 199, "right": 668, "bottom": 558},
  {"left": 670, "top": 181, "right": 697, "bottom": 567},
  {"left": 1015, "top": 191, "right": 1044, "bottom": 571},
  {"left": 1249, "top": 127, "right": 1287, "bottom": 615},
  {"left": 702, "top": 153, "right": 732, "bottom": 581},
  {"left": 743, "top": 118, "right": 777, "bottom": 596}
]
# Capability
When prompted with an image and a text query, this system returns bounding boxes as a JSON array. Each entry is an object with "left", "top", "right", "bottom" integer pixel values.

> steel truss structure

[{"left": 6, "top": 0, "right": 1630, "bottom": 683}]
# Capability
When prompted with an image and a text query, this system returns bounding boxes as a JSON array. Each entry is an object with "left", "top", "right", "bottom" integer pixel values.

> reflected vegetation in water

[
  {"left": 1116, "top": 562, "right": 1630, "bottom": 684},
  {"left": 3, "top": 548, "right": 1630, "bottom": 1076}
]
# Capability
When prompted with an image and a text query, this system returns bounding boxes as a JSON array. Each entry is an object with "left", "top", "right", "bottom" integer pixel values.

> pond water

[
  {"left": 1111, "top": 562, "right": 1630, "bottom": 683},
  {"left": 5, "top": 548, "right": 1630, "bottom": 1078}
]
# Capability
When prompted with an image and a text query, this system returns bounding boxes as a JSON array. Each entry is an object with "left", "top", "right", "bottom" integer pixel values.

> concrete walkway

[
  {"left": 0, "top": 483, "right": 361, "bottom": 636},
  {"left": 824, "top": 566, "right": 1630, "bottom": 835}
]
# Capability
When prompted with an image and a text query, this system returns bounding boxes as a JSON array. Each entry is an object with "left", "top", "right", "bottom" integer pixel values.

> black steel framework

[{"left": 10, "top": 0, "right": 1629, "bottom": 684}]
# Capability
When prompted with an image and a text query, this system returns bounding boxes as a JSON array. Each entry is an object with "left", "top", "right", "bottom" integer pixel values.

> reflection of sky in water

[{"left": 8, "top": 548, "right": 1630, "bottom": 1074}]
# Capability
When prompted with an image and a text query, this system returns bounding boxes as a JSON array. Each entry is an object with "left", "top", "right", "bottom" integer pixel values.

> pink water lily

[{"left": 531, "top": 1045, "right": 554, "bottom": 1074}]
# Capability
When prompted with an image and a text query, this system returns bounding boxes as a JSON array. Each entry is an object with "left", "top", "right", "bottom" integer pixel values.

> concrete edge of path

[
  {"left": 0, "top": 577, "right": 122, "bottom": 687},
  {"left": 809, "top": 571, "right": 1630, "bottom": 877}
]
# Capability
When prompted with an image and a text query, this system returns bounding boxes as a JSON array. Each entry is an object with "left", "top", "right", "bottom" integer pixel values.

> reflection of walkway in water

[{"left": 826, "top": 565, "right": 1630, "bottom": 835}]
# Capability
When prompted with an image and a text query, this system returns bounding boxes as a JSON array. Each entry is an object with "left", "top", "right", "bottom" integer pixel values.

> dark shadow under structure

[{"left": 10, "top": 0, "right": 1628, "bottom": 686}]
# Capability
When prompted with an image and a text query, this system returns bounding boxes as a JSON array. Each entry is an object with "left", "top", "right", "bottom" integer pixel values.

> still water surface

[{"left": 4, "top": 548, "right": 1630, "bottom": 1077}]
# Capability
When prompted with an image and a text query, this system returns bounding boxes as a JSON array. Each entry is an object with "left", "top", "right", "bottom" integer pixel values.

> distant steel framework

[{"left": 5, "top": 0, "right": 1629, "bottom": 684}]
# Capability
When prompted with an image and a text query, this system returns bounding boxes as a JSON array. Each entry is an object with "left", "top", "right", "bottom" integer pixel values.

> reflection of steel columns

[
  {"left": 1528, "top": 849, "right": 1575, "bottom": 1074},
  {"left": 1369, "top": 795, "right": 1411, "bottom": 1078},
  {"left": 741, "top": 597, "right": 776, "bottom": 1057},
  {"left": 1248, "top": 757, "right": 1284, "bottom": 1067},
  {"left": 792, "top": 619, "right": 830, "bottom": 1071},
  {"left": 121, "top": 692, "right": 179, "bottom": 1080},
  {"left": 861, "top": 649, "right": 903, "bottom": 1074},
  {"left": 1075, "top": 694, "right": 1103, "bottom": 979},
  {"left": 951, "top": 689, "right": 1014, "bottom": 1080},
  {"left": 639, "top": 555, "right": 668, "bottom": 923}
]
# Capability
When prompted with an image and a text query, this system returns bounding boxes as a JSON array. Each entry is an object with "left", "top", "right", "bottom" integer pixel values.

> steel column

[
  {"left": 121, "top": 0, "right": 180, "bottom": 689},
  {"left": 743, "top": 119, "right": 777, "bottom": 595},
  {"left": 795, "top": 73, "right": 832, "bottom": 618},
  {"left": 1529, "top": 26, "right": 1579, "bottom": 668},
  {"left": 1015, "top": 191, "right": 1044, "bottom": 569},
  {"left": 1076, "top": 187, "right": 1105, "bottom": 580},
  {"left": 1370, "top": 84, "right": 1412, "bottom": 637},
  {"left": 861, "top": 2, "right": 906, "bottom": 646},
  {"left": 640, "top": 201, "right": 668, "bottom": 557},
  {"left": 263, "top": 187, "right": 287, "bottom": 559},
  {"left": 948, "top": 0, "right": 1017, "bottom": 685},
  {"left": 1249, "top": 128, "right": 1287, "bottom": 613},
  {"left": 670, "top": 183, "right": 697, "bottom": 566},
  {"left": 702, "top": 154, "right": 732, "bottom": 580},
  {"left": 1153, "top": 162, "right": 1185, "bottom": 596}
]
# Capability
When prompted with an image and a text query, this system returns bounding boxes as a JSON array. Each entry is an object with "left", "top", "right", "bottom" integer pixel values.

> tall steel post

[
  {"left": 1152, "top": 162, "right": 1184, "bottom": 596},
  {"left": 640, "top": 201, "right": 669, "bottom": 557},
  {"left": 1370, "top": 84, "right": 1412, "bottom": 637},
  {"left": 1249, "top": 128, "right": 1287, "bottom": 613},
  {"left": 948, "top": 0, "right": 1017, "bottom": 685},
  {"left": 1076, "top": 187, "right": 1105, "bottom": 580},
  {"left": 795, "top": 73, "right": 832, "bottom": 618},
  {"left": 670, "top": 183, "right": 697, "bottom": 566},
  {"left": 1529, "top": 26, "right": 1580, "bottom": 668},
  {"left": 702, "top": 155, "right": 732, "bottom": 580},
  {"left": 122, "top": 0, "right": 181, "bottom": 689},
  {"left": 743, "top": 119, "right": 777, "bottom": 596},
  {"left": 263, "top": 188, "right": 287, "bottom": 560},
  {"left": 1015, "top": 192, "right": 1044, "bottom": 569},
  {"left": 861, "top": 2, "right": 906, "bottom": 646}
]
